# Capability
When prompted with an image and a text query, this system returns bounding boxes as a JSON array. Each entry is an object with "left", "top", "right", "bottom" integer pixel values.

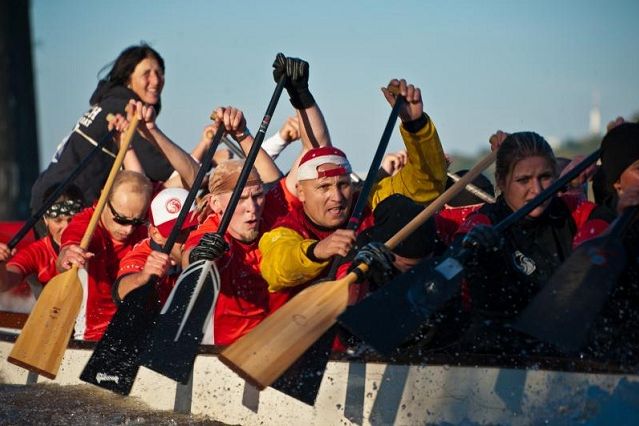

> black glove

[
  {"left": 350, "top": 242, "right": 395, "bottom": 285},
  {"left": 462, "top": 224, "right": 503, "bottom": 252},
  {"left": 189, "top": 232, "right": 229, "bottom": 263},
  {"left": 273, "top": 53, "right": 316, "bottom": 109}
]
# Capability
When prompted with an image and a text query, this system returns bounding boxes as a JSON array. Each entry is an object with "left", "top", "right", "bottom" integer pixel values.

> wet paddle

[
  {"left": 8, "top": 126, "right": 115, "bottom": 250},
  {"left": 514, "top": 206, "right": 639, "bottom": 351},
  {"left": 218, "top": 150, "right": 497, "bottom": 390},
  {"left": 138, "top": 75, "right": 287, "bottom": 384},
  {"left": 271, "top": 92, "right": 405, "bottom": 404},
  {"left": 338, "top": 149, "right": 603, "bottom": 355},
  {"left": 79, "top": 124, "right": 226, "bottom": 395},
  {"left": 7, "top": 116, "right": 138, "bottom": 379}
]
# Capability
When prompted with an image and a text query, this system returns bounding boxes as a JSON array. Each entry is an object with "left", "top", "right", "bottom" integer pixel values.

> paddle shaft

[
  {"left": 7, "top": 116, "right": 138, "bottom": 378},
  {"left": 215, "top": 76, "right": 285, "bottom": 235},
  {"left": 8, "top": 129, "right": 115, "bottom": 249},
  {"left": 324, "top": 96, "right": 404, "bottom": 279},
  {"left": 446, "top": 172, "right": 496, "bottom": 204},
  {"left": 220, "top": 149, "right": 498, "bottom": 388}
]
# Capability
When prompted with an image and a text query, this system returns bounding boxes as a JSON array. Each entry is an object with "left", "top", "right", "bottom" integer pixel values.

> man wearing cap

[
  {"left": 55, "top": 170, "right": 152, "bottom": 341},
  {"left": 259, "top": 55, "right": 447, "bottom": 298},
  {"left": 113, "top": 187, "right": 199, "bottom": 305}
]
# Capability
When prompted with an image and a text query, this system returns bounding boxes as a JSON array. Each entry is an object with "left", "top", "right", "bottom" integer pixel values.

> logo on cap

[{"left": 166, "top": 198, "right": 182, "bottom": 214}]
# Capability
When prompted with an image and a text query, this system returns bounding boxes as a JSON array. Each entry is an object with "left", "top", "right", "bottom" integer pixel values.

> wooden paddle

[
  {"left": 514, "top": 206, "right": 639, "bottom": 351},
  {"left": 271, "top": 91, "right": 405, "bottom": 405},
  {"left": 7, "top": 115, "right": 138, "bottom": 379},
  {"left": 79, "top": 123, "right": 226, "bottom": 395},
  {"left": 339, "top": 148, "right": 603, "bottom": 355},
  {"left": 8, "top": 126, "right": 115, "bottom": 249},
  {"left": 137, "top": 75, "right": 287, "bottom": 384},
  {"left": 218, "top": 150, "right": 497, "bottom": 389}
]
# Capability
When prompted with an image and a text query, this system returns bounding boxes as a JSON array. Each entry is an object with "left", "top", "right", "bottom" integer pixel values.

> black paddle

[
  {"left": 514, "top": 205, "right": 639, "bottom": 351},
  {"left": 9, "top": 129, "right": 115, "bottom": 249},
  {"left": 79, "top": 124, "right": 226, "bottom": 395},
  {"left": 338, "top": 149, "right": 603, "bottom": 355},
  {"left": 271, "top": 94, "right": 405, "bottom": 405},
  {"left": 138, "top": 75, "right": 287, "bottom": 384}
]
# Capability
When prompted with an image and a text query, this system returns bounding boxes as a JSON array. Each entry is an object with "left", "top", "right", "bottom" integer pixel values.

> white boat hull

[{"left": 2, "top": 333, "right": 639, "bottom": 425}]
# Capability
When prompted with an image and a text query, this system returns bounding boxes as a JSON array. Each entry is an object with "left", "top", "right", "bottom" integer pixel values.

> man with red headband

[{"left": 259, "top": 54, "right": 447, "bottom": 300}]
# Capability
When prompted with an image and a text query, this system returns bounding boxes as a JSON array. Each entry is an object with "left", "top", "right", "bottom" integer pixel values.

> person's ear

[
  {"left": 613, "top": 179, "right": 623, "bottom": 195},
  {"left": 296, "top": 182, "right": 306, "bottom": 203}
]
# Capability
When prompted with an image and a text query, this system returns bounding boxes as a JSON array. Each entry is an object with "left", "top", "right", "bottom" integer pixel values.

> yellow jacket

[{"left": 260, "top": 116, "right": 447, "bottom": 292}]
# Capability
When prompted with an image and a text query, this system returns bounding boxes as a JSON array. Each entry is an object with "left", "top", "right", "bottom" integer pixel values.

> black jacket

[{"left": 31, "top": 86, "right": 174, "bottom": 210}]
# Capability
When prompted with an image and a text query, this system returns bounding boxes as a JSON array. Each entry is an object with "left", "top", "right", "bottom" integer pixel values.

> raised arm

[{"left": 129, "top": 100, "right": 200, "bottom": 189}]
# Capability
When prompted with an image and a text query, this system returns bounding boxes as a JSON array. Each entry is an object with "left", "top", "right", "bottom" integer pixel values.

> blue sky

[{"left": 31, "top": 0, "right": 639, "bottom": 173}]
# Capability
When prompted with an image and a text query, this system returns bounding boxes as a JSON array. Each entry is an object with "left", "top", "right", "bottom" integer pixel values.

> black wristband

[
  {"left": 403, "top": 113, "right": 429, "bottom": 133},
  {"left": 305, "top": 241, "right": 323, "bottom": 263},
  {"left": 289, "top": 90, "right": 316, "bottom": 110},
  {"left": 111, "top": 277, "right": 125, "bottom": 305}
]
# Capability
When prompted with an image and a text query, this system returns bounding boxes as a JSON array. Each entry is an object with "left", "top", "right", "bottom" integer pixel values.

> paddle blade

[
  {"left": 219, "top": 275, "right": 352, "bottom": 389},
  {"left": 514, "top": 236, "right": 627, "bottom": 351},
  {"left": 80, "top": 284, "right": 159, "bottom": 395},
  {"left": 338, "top": 256, "right": 465, "bottom": 355},
  {"left": 8, "top": 267, "right": 83, "bottom": 379},
  {"left": 139, "top": 259, "right": 220, "bottom": 383}
]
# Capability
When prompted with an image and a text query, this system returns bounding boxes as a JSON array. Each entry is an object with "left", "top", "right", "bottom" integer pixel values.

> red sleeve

[
  {"left": 184, "top": 215, "right": 220, "bottom": 250},
  {"left": 6, "top": 239, "right": 45, "bottom": 277},
  {"left": 454, "top": 212, "right": 493, "bottom": 239},
  {"left": 560, "top": 196, "right": 611, "bottom": 248},
  {"left": 60, "top": 207, "right": 104, "bottom": 252},
  {"left": 117, "top": 239, "right": 152, "bottom": 279}
]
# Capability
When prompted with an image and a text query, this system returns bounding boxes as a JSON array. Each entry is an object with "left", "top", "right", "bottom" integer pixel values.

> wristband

[{"left": 234, "top": 129, "right": 252, "bottom": 143}]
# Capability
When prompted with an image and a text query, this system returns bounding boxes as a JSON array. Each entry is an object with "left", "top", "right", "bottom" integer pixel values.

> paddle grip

[
  {"left": 216, "top": 75, "right": 286, "bottom": 236},
  {"left": 326, "top": 95, "right": 405, "bottom": 279},
  {"left": 8, "top": 129, "right": 116, "bottom": 249}
]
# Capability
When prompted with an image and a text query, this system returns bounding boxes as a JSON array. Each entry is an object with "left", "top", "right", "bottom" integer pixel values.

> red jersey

[
  {"left": 7, "top": 235, "right": 59, "bottom": 295},
  {"left": 184, "top": 179, "right": 291, "bottom": 345},
  {"left": 116, "top": 238, "right": 179, "bottom": 305},
  {"left": 61, "top": 206, "right": 148, "bottom": 341}
]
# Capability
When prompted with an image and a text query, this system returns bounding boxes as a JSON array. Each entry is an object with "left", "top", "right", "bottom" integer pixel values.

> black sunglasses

[{"left": 107, "top": 201, "right": 147, "bottom": 227}]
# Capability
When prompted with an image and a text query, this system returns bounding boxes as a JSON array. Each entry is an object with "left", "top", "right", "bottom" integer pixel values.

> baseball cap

[{"left": 149, "top": 188, "right": 199, "bottom": 238}]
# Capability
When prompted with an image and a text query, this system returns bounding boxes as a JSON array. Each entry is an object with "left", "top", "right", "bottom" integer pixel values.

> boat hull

[{"left": 1, "top": 331, "right": 639, "bottom": 425}]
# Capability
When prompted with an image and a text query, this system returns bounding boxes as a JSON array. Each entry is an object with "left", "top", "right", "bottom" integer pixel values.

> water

[{"left": 0, "top": 383, "right": 232, "bottom": 425}]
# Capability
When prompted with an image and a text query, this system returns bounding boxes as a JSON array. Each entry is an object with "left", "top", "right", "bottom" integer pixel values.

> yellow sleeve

[
  {"left": 259, "top": 227, "right": 330, "bottom": 292},
  {"left": 370, "top": 115, "right": 447, "bottom": 210}
]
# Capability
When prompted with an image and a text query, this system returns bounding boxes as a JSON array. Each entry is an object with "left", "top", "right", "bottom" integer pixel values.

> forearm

[
  {"left": 0, "top": 264, "right": 25, "bottom": 293},
  {"left": 259, "top": 228, "right": 329, "bottom": 291},
  {"left": 238, "top": 135, "right": 282, "bottom": 184},
  {"left": 122, "top": 147, "right": 144, "bottom": 173},
  {"left": 116, "top": 272, "right": 150, "bottom": 300},
  {"left": 370, "top": 115, "right": 447, "bottom": 209},
  {"left": 148, "top": 127, "right": 199, "bottom": 188},
  {"left": 297, "top": 104, "right": 330, "bottom": 151}
]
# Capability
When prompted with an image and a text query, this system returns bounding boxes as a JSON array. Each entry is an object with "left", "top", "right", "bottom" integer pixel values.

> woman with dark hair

[
  {"left": 454, "top": 131, "right": 614, "bottom": 355},
  {"left": 31, "top": 43, "right": 197, "bottom": 212}
]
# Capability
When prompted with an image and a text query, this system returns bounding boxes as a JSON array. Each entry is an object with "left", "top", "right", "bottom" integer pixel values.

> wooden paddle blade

[
  {"left": 339, "top": 256, "right": 465, "bottom": 355},
  {"left": 8, "top": 267, "right": 83, "bottom": 379},
  {"left": 514, "top": 236, "right": 627, "bottom": 351},
  {"left": 219, "top": 273, "right": 354, "bottom": 389},
  {"left": 139, "top": 260, "right": 221, "bottom": 383},
  {"left": 80, "top": 284, "right": 159, "bottom": 395}
]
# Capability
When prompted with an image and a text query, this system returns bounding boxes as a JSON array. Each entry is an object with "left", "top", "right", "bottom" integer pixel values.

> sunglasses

[{"left": 107, "top": 201, "right": 147, "bottom": 227}]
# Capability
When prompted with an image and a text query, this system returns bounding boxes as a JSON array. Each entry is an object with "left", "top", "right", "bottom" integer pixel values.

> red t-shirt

[
  {"left": 61, "top": 206, "right": 148, "bottom": 341},
  {"left": 116, "top": 238, "right": 178, "bottom": 305},
  {"left": 184, "top": 179, "right": 292, "bottom": 345},
  {"left": 7, "top": 235, "right": 59, "bottom": 294}
]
